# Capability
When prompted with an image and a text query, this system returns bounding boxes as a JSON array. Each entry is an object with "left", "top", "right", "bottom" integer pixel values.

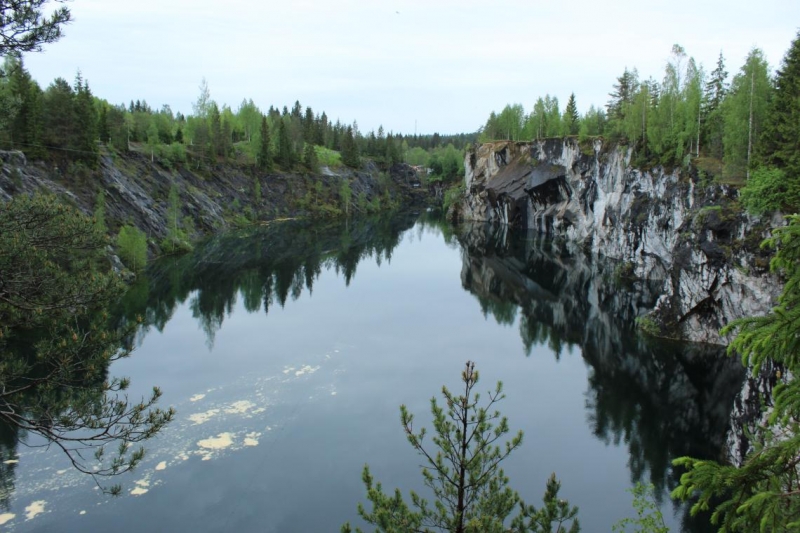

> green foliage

[
  {"left": 340, "top": 178, "right": 353, "bottom": 217},
  {"left": 739, "top": 167, "right": 800, "bottom": 215},
  {"left": 0, "top": 0, "right": 72, "bottom": 54},
  {"left": 315, "top": 145, "right": 342, "bottom": 168},
  {"left": 722, "top": 48, "right": 772, "bottom": 179},
  {"left": 759, "top": 31, "right": 800, "bottom": 179},
  {"left": 93, "top": 189, "right": 106, "bottom": 233},
  {"left": 0, "top": 194, "right": 173, "bottom": 492},
  {"left": 341, "top": 125, "right": 361, "bottom": 168},
  {"left": 304, "top": 142, "right": 319, "bottom": 173},
  {"left": 277, "top": 117, "right": 295, "bottom": 169},
  {"left": 564, "top": 94, "right": 579, "bottom": 136},
  {"left": 161, "top": 183, "right": 192, "bottom": 254},
  {"left": 671, "top": 215, "right": 800, "bottom": 531},
  {"left": 258, "top": 115, "right": 273, "bottom": 171},
  {"left": 443, "top": 184, "right": 465, "bottom": 213},
  {"left": 634, "top": 316, "right": 660, "bottom": 337},
  {"left": 342, "top": 362, "right": 580, "bottom": 533},
  {"left": 117, "top": 224, "right": 147, "bottom": 271},
  {"left": 613, "top": 483, "right": 669, "bottom": 533}
]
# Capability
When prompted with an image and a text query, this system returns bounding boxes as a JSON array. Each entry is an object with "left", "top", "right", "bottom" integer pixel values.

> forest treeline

[
  {"left": 0, "top": 58, "right": 473, "bottom": 182},
  {"left": 482, "top": 35, "right": 800, "bottom": 215}
]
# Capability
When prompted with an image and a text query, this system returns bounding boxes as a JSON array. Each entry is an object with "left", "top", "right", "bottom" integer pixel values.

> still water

[{"left": 3, "top": 212, "right": 744, "bottom": 532}]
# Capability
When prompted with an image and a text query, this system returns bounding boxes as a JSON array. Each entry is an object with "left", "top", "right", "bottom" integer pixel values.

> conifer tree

[
  {"left": 72, "top": 73, "right": 98, "bottom": 163},
  {"left": 759, "top": 30, "right": 800, "bottom": 179},
  {"left": 258, "top": 115, "right": 273, "bottom": 171},
  {"left": 0, "top": 195, "right": 174, "bottom": 493},
  {"left": 342, "top": 362, "right": 580, "bottom": 533},
  {"left": 673, "top": 215, "right": 800, "bottom": 531},
  {"left": 277, "top": 118, "right": 295, "bottom": 169},
  {"left": 341, "top": 125, "right": 360, "bottom": 168},
  {"left": 0, "top": 0, "right": 72, "bottom": 54},
  {"left": 303, "top": 142, "right": 318, "bottom": 173},
  {"left": 701, "top": 52, "right": 728, "bottom": 159},
  {"left": 564, "top": 93, "right": 580, "bottom": 136}
]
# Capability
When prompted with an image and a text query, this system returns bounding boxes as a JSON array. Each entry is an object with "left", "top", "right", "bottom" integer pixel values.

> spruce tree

[
  {"left": 564, "top": 93, "right": 580, "bottom": 136},
  {"left": 673, "top": 215, "right": 800, "bottom": 531},
  {"left": 701, "top": 52, "right": 728, "bottom": 159},
  {"left": 760, "top": 30, "right": 800, "bottom": 179},
  {"left": 277, "top": 118, "right": 295, "bottom": 170},
  {"left": 303, "top": 142, "right": 318, "bottom": 173},
  {"left": 258, "top": 115, "right": 273, "bottom": 171},
  {"left": 72, "top": 73, "right": 98, "bottom": 163},
  {"left": 341, "top": 125, "right": 360, "bottom": 168}
]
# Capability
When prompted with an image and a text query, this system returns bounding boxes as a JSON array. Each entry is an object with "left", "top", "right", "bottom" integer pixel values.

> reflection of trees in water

[
  {"left": 0, "top": 423, "right": 17, "bottom": 511},
  {"left": 457, "top": 223, "right": 745, "bottom": 531},
  {"left": 119, "top": 213, "right": 420, "bottom": 348}
]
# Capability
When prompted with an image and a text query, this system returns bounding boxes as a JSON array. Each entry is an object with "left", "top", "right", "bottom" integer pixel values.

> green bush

[
  {"left": 740, "top": 167, "right": 800, "bottom": 215},
  {"left": 117, "top": 225, "right": 147, "bottom": 271}
]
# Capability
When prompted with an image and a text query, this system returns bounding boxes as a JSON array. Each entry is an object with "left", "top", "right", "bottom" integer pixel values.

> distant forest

[
  {"left": 482, "top": 40, "right": 795, "bottom": 185},
  {"left": 0, "top": 62, "right": 474, "bottom": 181},
  {"left": 1, "top": 31, "right": 798, "bottom": 211}
]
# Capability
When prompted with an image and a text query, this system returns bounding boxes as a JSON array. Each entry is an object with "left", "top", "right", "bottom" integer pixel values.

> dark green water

[{"left": 2, "top": 212, "right": 744, "bottom": 532}]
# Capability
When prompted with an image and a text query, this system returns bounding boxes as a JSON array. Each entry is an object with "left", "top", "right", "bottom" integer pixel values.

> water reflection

[
  {"left": 457, "top": 222, "right": 745, "bottom": 530},
  {"left": 111, "top": 212, "right": 745, "bottom": 532},
  {"left": 118, "top": 213, "right": 420, "bottom": 347}
]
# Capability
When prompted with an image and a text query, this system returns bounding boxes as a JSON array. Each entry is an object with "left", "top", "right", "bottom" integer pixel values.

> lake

[{"left": 1, "top": 211, "right": 744, "bottom": 532}]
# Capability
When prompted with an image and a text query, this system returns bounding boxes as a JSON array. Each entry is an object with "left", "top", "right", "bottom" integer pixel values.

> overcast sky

[{"left": 21, "top": 0, "right": 800, "bottom": 135}]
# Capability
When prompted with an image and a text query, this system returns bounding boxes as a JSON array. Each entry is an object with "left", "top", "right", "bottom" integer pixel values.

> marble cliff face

[{"left": 459, "top": 139, "right": 778, "bottom": 345}]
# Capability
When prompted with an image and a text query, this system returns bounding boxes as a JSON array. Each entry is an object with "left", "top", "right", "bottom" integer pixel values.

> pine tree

[
  {"left": 342, "top": 362, "right": 580, "bottom": 533},
  {"left": 0, "top": 195, "right": 174, "bottom": 493},
  {"left": 0, "top": 0, "right": 72, "bottom": 54}
]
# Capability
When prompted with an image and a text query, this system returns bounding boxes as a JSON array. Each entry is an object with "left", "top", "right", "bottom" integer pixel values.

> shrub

[{"left": 117, "top": 225, "right": 147, "bottom": 271}]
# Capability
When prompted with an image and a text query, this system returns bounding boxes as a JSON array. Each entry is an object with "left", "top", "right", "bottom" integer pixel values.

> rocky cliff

[
  {"left": 457, "top": 222, "right": 746, "bottom": 490},
  {"left": 0, "top": 149, "right": 427, "bottom": 251},
  {"left": 459, "top": 139, "right": 779, "bottom": 345}
]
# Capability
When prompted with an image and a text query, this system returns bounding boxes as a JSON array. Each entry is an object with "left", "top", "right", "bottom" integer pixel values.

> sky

[{"left": 20, "top": 0, "right": 800, "bottom": 136}]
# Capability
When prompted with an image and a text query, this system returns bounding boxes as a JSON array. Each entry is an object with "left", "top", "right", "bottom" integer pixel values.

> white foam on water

[
  {"left": 25, "top": 500, "right": 46, "bottom": 520},
  {"left": 130, "top": 479, "right": 150, "bottom": 496},
  {"left": 189, "top": 394, "right": 206, "bottom": 402},
  {"left": 155, "top": 461, "right": 167, "bottom": 471},
  {"left": 295, "top": 365, "right": 320, "bottom": 376},
  {"left": 188, "top": 409, "right": 219, "bottom": 425},
  {"left": 243, "top": 432, "right": 261, "bottom": 447},
  {"left": 3, "top": 460, "right": 18, "bottom": 465},
  {"left": 79, "top": 510, "right": 86, "bottom": 515},
  {"left": 0, "top": 513, "right": 15, "bottom": 525},
  {"left": 224, "top": 400, "right": 255, "bottom": 415}
]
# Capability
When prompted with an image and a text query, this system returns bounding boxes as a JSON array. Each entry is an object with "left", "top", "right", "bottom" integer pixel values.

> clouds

[{"left": 20, "top": 0, "right": 800, "bottom": 134}]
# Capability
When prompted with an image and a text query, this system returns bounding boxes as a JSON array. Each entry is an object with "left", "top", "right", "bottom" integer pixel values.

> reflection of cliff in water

[
  {"left": 458, "top": 223, "right": 746, "bottom": 529},
  {"left": 119, "top": 212, "right": 421, "bottom": 347}
]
